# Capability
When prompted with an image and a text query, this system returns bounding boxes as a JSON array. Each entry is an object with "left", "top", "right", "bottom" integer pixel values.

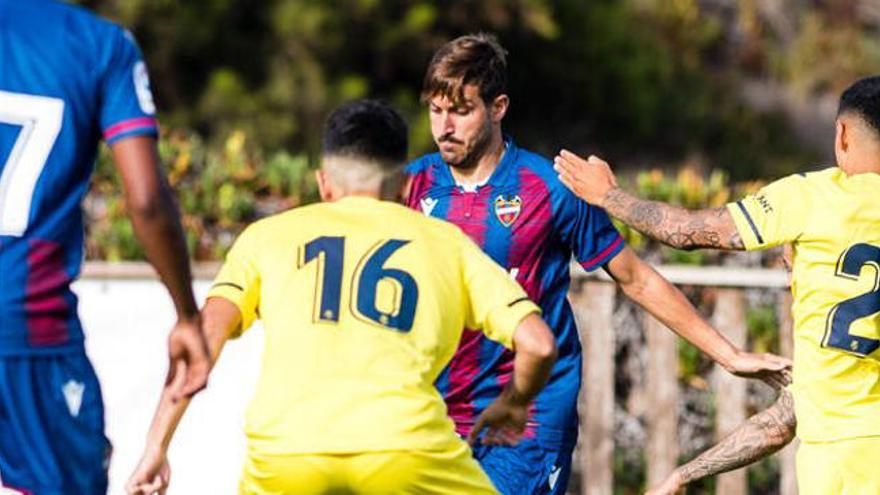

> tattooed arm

[
  {"left": 553, "top": 150, "right": 744, "bottom": 251},
  {"left": 646, "top": 390, "right": 796, "bottom": 495},
  {"left": 603, "top": 189, "right": 744, "bottom": 250}
]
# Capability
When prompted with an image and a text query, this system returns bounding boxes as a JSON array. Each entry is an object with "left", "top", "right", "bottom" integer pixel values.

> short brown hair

[{"left": 421, "top": 33, "right": 508, "bottom": 105}]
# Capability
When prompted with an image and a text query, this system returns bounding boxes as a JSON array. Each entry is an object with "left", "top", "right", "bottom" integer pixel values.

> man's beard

[{"left": 440, "top": 118, "right": 493, "bottom": 170}]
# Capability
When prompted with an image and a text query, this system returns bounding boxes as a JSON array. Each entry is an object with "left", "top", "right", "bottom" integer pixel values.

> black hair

[
  {"left": 322, "top": 99, "right": 408, "bottom": 164},
  {"left": 838, "top": 76, "right": 880, "bottom": 136}
]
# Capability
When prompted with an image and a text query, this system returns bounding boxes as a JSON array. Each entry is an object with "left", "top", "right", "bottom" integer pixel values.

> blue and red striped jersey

[
  {"left": 0, "top": 0, "right": 159, "bottom": 355},
  {"left": 405, "top": 137, "right": 624, "bottom": 447}
]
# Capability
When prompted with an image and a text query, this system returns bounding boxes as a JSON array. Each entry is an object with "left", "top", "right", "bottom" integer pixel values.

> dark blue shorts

[
  {"left": 0, "top": 352, "right": 110, "bottom": 495},
  {"left": 472, "top": 438, "right": 576, "bottom": 495}
]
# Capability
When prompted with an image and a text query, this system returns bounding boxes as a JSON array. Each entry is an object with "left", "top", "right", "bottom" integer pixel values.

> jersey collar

[{"left": 434, "top": 135, "right": 519, "bottom": 191}]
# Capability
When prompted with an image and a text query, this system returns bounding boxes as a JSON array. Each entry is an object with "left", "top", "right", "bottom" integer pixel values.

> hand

[
  {"left": 553, "top": 150, "right": 619, "bottom": 206},
  {"left": 166, "top": 315, "right": 212, "bottom": 402},
  {"left": 467, "top": 389, "right": 529, "bottom": 447},
  {"left": 724, "top": 351, "right": 792, "bottom": 390},
  {"left": 645, "top": 470, "right": 685, "bottom": 495},
  {"left": 126, "top": 446, "right": 170, "bottom": 495}
]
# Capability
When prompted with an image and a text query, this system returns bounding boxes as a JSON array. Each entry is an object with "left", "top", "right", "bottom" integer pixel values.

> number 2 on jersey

[
  {"left": 299, "top": 236, "right": 419, "bottom": 332},
  {"left": 0, "top": 91, "right": 64, "bottom": 236},
  {"left": 822, "top": 243, "right": 880, "bottom": 356}
]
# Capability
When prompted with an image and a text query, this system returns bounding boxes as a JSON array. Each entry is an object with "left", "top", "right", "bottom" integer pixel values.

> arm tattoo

[
  {"left": 602, "top": 188, "right": 745, "bottom": 250},
  {"left": 677, "top": 390, "right": 796, "bottom": 484}
]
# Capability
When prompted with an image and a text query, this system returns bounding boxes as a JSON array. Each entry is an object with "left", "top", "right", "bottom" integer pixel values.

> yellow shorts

[
  {"left": 238, "top": 441, "right": 498, "bottom": 494},
  {"left": 797, "top": 436, "right": 880, "bottom": 495}
]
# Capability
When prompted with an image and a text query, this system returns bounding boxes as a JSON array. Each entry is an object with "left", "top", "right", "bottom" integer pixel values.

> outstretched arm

[
  {"left": 125, "top": 298, "right": 240, "bottom": 495},
  {"left": 647, "top": 390, "right": 796, "bottom": 494},
  {"left": 553, "top": 150, "right": 744, "bottom": 251},
  {"left": 605, "top": 247, "right": 790, "bottom": 388},
  {"left": 111, "top": 136, "right": 212, "bottom": 399}
]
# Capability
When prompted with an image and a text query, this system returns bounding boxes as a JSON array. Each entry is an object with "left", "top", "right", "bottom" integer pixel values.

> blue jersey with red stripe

[
  {"left": 0, "top": 0, "right": 159, "bottom": 355},
  {"left": 405, "top": 137, "right": 624, "bottom": 447}
]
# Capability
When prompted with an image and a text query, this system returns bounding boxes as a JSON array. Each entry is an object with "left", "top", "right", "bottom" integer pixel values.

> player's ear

[
  {"left": 316, "top": 169, "right": 334, "bottom": 202},
  {"left": 490, "top": 94, "right": 509, "bottom": 123},
  {"left": 838, "top": 119, "right": 849, "bottom": 152}
]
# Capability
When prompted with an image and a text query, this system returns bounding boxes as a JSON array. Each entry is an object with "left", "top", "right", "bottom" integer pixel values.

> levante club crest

[{"left": 494, "top": 195, "right": 522, "bottom": 227}]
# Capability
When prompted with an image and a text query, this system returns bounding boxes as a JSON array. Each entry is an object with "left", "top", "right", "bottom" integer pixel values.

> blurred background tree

[
  {"left": 75, "top": 0, "right": 880, "bottom": 181},
  {"left": 74, "top": 0, "right": 880, "bottom": 257}
]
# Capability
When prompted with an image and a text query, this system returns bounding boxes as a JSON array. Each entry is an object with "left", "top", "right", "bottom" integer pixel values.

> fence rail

[{"left": 82, "top": 262, "right": 794, "bottom": 494}]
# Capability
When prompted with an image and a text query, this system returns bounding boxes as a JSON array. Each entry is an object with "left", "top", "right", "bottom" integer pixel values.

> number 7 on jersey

[{"left": 0, "top": 90, "right": 64, "bottom": 236}]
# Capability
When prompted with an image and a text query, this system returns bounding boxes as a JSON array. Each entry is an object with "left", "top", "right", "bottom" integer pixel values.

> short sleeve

[
  {"left": 726, "top": 174, "right": 809, "bottom": 250},
  {"left": 207, "top": 227, "right": 261, "bottom": 337},
  {"left": 99, "top": 29, "right": 159, "bottom": 145},
  {"left": 457, "top": 231, "right": 541, "bottom": 349},
  {"left": 564, "top": 196, "right": 625, "bottom": 272}
]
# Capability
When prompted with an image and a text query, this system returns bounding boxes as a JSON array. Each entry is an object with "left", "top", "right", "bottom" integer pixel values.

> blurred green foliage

[
  {"left": 86, "top": 131, "right": 317, "bottom": 261},
  {"left": 74, "top": 0, "right": 880, "bottom": 176},
  {"left": 747, "top": 304, "right": 780, "bottom": 355},
  {"left": 75, "top": 0, "right": 880, "bottom": 260}
]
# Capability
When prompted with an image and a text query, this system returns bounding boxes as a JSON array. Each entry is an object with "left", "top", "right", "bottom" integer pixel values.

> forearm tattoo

[
  {"left": 602, "top": 188, "right": 744, "bottom": 250},
  {"left": 677, "top": 390, "right": 796, "bottom": 484}
]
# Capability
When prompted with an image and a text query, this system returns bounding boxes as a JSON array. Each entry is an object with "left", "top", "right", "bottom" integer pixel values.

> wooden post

[
  {"left": 644, "top": 313, "right": 679, "bottom": 486},
  {"left": 711, "top": 288, "right": 748, "bottom": 495},
  {"left": 571, "top": 280, "right": 616, "bottom": 495},
  {"left": 776, "top": 288, "right": 798, "bottom": 495}
]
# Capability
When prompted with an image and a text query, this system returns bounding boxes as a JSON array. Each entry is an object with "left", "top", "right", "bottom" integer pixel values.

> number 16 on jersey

[{"left": 299, "top": 236, "right": 419, "bottom": 332}]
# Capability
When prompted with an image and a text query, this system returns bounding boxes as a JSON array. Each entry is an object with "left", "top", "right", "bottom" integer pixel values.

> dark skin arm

[
  {"left": 646, "top": 390, "right": 796, "bottom": 494},
  {"left": 110, "top": 136, "right": 211, "bottom": 400},
  {"left": 553, "top": 151, "right": 745, "bottom": 251}
]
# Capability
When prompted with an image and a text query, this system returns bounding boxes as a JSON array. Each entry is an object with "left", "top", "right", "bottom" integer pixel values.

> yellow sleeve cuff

[
  {"left": 726, "top": 201, "right": 763, "bottom": 251},
  {"left": 207, "top": 284, "right": 255, "bottom": 337},
  {"left": 483, "top": 298, "right": 542, "bottom": 349}
]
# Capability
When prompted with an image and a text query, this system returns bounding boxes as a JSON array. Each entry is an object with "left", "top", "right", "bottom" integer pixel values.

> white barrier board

[{"left": 75, "top": 279, "right": 263, "bottom": 495}]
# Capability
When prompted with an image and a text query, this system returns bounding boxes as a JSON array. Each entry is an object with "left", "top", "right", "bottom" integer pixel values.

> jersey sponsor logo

[
  {"left": 494, "top": 194, "right": 522, "bottom": 227},
  {"left": 62, "top": 379, "right": 85, "bottom": 417},
  {"left": 756, "top": 193, "right": 773, "bottom": 214},
  {"left": 420, "top": 197, "right": 438, "bottom": 216},
  {"left": 133, "top": 61, "right": 156, "bottom": 115}
]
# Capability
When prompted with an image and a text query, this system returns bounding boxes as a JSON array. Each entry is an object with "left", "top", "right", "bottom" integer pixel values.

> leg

[
  {"left": 0, "top": 353, "right": 109, "bottom": 495},
  {"left": 473, "top": 438, "right": 575, "bottom": 495}
]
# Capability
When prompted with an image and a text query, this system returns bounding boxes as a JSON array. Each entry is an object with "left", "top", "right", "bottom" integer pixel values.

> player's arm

[
  {"left": 469, "top": 313, "right": 557, "bottom": 446},
  {"left": 647, "top": 390, "right": 796, "bottom": 495},
  {"left": 111, "top": 136, "right": 211, "bottom": 400},
  {"left": 553, "top": 151, "right": 744, "bottom": 250},
  {"left": 125, "top": 297, "right": 240, "bottom": 495},
  {"left": 604, "top": 247, "right": 791, "bottom": 387}
]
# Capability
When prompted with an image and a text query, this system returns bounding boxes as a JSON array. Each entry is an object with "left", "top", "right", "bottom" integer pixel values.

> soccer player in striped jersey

[
  {"left": 0, "top": 1, "right": 210, "bottom": 493},
  {"left": 555, "top": 76, "right": 880, "bottom": 494},
  {"left": 405, "top": 33, "right": 791, "bottom": 494}
]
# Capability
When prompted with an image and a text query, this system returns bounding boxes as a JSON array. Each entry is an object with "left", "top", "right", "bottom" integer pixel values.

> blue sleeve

[
  {"left": 99, "top": 29, "right": 159, "bottom": 145},
  {"left": 561, "top": 194, "right": 624, "bottom": 272}
]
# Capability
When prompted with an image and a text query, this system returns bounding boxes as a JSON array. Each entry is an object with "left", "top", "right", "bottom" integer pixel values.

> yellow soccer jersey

[
  {"left": 208, "top": 196, "right": 539, "bottom": 455},
  {"left": 727, "top": 167, "right": 880, "bottom": 441}
]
